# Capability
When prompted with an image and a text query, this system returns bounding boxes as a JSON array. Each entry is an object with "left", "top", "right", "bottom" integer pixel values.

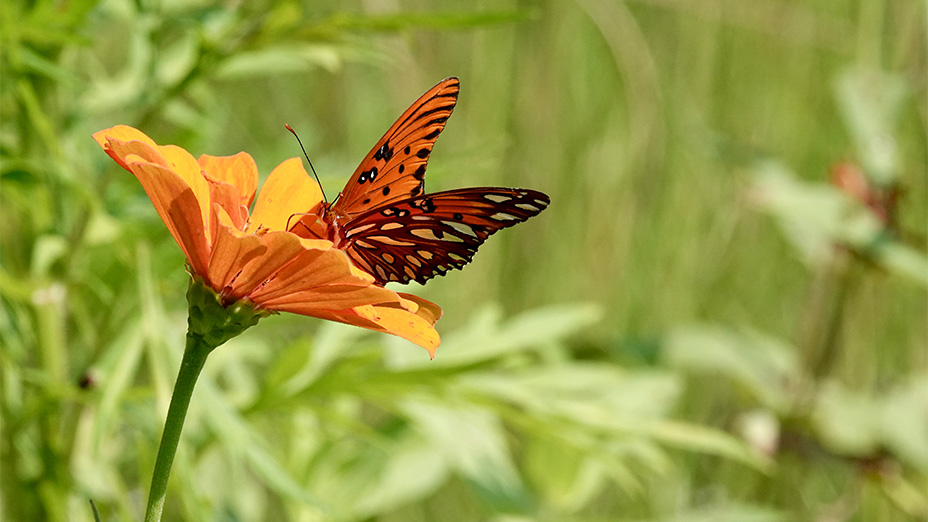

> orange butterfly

[{"left": 293, "top": 77, "right": 549, "bottom": 285}]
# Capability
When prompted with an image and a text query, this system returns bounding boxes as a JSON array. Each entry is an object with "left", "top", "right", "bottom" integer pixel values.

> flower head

[{"left": 93, "top": 125, "right": 441, "bottom": 355}]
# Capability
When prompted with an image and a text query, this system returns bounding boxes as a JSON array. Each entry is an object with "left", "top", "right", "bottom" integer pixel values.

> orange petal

[
  {"left": 225, "top": 231, "right": 312, "bottom": 301},
  {"left": 258, "top": 285, "right": 404, "bottom": 313},
  {"left": 318, "top": 305, "right": 440, "bottom": 356},
  {"left": 158, "top": 144, "right": 211, "bottom": 237},
  {"left": 396, "top": 293, "right": 443, "bottom": 324},
  {"left": 92, "top": 126, "right": 159, "bottom": 170},
  {"left": 96, "top": 130, "right": 213, "bottom": 247},
  {"left": 207, "top": 177, "right": 249, "bottom": 231},
  {"left": 248, "top": 158, "right": 323, "bottom": 234},
  {"left": 251, "top": 247, "right": 375, "bottom": 302},
  {"left": 249, "top": 245, "right": 395, "bottom": 306},
  {"left": 206, "top": 205, "right": 267, "bottom": 292},
  {"left": 199, "top": 153, "right": 258, "bottom": 208},
  {"left": 124, "top": 160, "right": 210, "bottom": 276},
  {"left": 97, "top": 136, "right": 167, "bottom": 172}
]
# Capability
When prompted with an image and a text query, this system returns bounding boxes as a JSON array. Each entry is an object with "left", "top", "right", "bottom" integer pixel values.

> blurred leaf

[
  {"left": 816, "top": 378, "right": 928, "bottom": 473},
  {"left": 879, "top": 377, "right": 928, "bottom": 473},
  {"left": 660, "top": 504, "right": 787, "bottom": 522},
  {"left": 523, "top": 434, "right": 606, "bottom": 511},
  {"left": 17, "top": 46, "right": 83, "bottom": 87},
  {"left": 751, "top": 162, "right": 878, "bottom": 263},
  {"left": 322, "top": 10, "right": 534, "bottom": 32},
  {"left": 218, "top": 44, "right": 347, "bottom": 78},
  {"left": 350, "top": 437, "right": 449, "bottom": 518},
  {"left": 814, "top": 381, "right": 884, "bottom": 454},
  {"left": 835, "top": 69, "right": 906, "bottom": 184},
  {"left": 750, "top": 163, "right": 928, "bottom": 287},
  {"left": 641, "top": 420, "right": 772, "bottom": 472},
  {"left": 417, "top": 303, "right": 602, "bottom": 368},
  {"left": 30, "top": 234, "right": 67, "bottom": 277},
  {"left": 664, "top": 324, "right": 800, "bottom": 412},
  {"left": 402, "top": 398, "right": 532, "bottom": 512}
]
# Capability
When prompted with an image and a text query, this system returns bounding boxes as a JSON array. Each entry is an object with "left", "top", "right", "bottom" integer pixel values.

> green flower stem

[
  {"left": 143, "top": 333, "right": 212, "bottom": 522},
  {"left": 143, "top": 277, "right": 266, "bottom": 522}
]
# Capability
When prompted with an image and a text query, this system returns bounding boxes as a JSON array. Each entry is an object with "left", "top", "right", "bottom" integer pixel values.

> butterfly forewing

[
  {"left": 339, "top": 188, "right": 550, "bottom": 285},
  {"left": 333, "top": 77, "right": 460, "bottom": 218}
]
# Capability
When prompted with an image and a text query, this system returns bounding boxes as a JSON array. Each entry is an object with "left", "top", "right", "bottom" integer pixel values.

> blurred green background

[{"left": 2, "top": 0, "right": 926, "bottom": 520}]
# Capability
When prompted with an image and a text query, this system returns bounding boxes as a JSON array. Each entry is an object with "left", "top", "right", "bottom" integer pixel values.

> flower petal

[
  {"left": 248, "top": 158, "right": 323, "bottom": 234},
  {"left": 225, "top": 231, "right": 314, "bottom": 301},
  {"left": 97, "top": 135, "right": 167, "bottom": 171},
  {"left": 95, "top": 129, "right": 213, "bottom": 246},
  {"left": 249, "top": 246, "right": 394, "bottom": 309},
  {"left": 124, "top": 160, "right": 210, "bottom": 276},
  {"left": 158, "top": 144, "right": 212, "bottom": 237},
  {"left": 207, "top": 177, "right": 249, "bottom": 231},
  {"left": 251, "top": 247, "right": 374, "bottom": 302},
  {"left": 198, "top": 153, "right": 258, "bottom": 208},
  {"left": 320, "top": 305, "right": 440, "bottom": 356},
  {"left": 207, "top": 205, "right": 267, "bottom": 293},
  {"left": 396, "top": 293, "right": 443, "bottom": 324},
  {"left": 259, "top": 285, "right": 403, "bottom": 313},
  {"left": 92, "top": 125, "right": 159, "bottom": 170}
]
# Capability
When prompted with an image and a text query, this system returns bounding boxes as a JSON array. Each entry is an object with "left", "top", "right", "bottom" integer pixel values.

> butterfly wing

[
  {"left": 332, "top": 77, "right": 460, "bottom": 219},
  {"left": 338, "top": 188, "right": 550, "bottom": 285}
]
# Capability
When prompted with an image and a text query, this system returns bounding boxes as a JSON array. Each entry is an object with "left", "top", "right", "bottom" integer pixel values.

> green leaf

[
  {"left": 321, "top": 10, "right": 535, "bottom": 32},
  {"left": 663, "top": 324, "right": 800, "bottom": 412},
  {"left": 835, "top": 69, "right": 907, "bottom": 184},
  {"left": 879, "top": 377, "right": 928, "bottom": 472},
  {"left": 419, "top": 303, "right": 602, "bottom": 368},
  {"left": 217, "top": 44, "right": 347, "bottom": 78},
  {"left": 402, "top": 398, "right": 533, "bottom": 512}
]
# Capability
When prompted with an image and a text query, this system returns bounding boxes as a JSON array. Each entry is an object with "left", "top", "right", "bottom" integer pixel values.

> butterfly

[{"left": 292, "top": 77, "right": 549, "bottom": 285}]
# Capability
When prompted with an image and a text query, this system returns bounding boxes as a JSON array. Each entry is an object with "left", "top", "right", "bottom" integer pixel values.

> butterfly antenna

[{"left": 285, "top": 124, "right": 328, "bottom": 204}]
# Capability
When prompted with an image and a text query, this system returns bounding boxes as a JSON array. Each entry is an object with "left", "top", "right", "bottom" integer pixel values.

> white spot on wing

[
  {"left": 484, "top": 194, "right": 511, "bottom": 203},
  {"left": 410, "top": 228, "right": 463, "bottom": 242},
  {"left": 448, "top": 253, "right": 466, "bottom": 262},
  {"left": 443, "top": 221, "right": 477, "bottom": 237},
  {"left": 516, "top": 203, "right": 540, "bottom": 212},
  {"left": 346, "top": 223, "right": 376, "bottom": 236},
  {"left": 491, "top": 212, "right": 518, "bottom": 221},
  {"left": 368, "top": 235, "right": 416, "bottom": 246}
]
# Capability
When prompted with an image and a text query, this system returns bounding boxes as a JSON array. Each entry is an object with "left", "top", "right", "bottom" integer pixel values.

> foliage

[{"left": 1, "top": 0, "right": 925, "bottom": 521}]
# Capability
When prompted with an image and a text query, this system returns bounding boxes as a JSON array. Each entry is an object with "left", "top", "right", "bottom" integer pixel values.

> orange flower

[{"left": 93, "top": 125, "right": 441, "bottom": 355}]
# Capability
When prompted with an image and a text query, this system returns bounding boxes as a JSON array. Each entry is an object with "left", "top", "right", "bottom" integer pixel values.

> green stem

[{"left": 143, "top": 334, "right": 213, "bottom": 522}]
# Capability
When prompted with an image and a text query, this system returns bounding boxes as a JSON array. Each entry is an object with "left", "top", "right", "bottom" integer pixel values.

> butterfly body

[{"left": 293, "top": 77, "right": 549, "bottom": 285}]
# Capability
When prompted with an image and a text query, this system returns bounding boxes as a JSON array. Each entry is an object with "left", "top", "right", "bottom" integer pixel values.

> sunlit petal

[
  {"left": 199, "top": 153, "right": 258, "bottom": 208},
  {"left": 207, "top": 177, "right": 249, "bottom": 231},
  {"left": 396, "top": 293, "right": 443, "bottom": 324},
  {"left": 207, "top": 205, "right": 266, "bottom": 292},
  {"left": 319, "top": 305, "right": 440, "bottom": 356},
  {"left": 92, "top": 125, "right": 160, "bottom": 170},
  {"left": 158, "top": 145, "right": 211, "bottom": 238},
  {"left": 248, "top": 158, "right": 323, "bottom": 234},
  {"left": 225, "top": 232, "right": 315, "bottom": 301},
  {"left": 124, "top": 160, "right": 210, "bottom": 276}
]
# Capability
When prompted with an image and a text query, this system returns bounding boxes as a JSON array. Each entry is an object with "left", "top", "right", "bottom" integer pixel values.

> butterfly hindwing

[
  {"left": 333, "top": 77, "right": 460, "bottom": 218},
  {"left": 339, "top": 188, "right": 550, "bottom": 285}
]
